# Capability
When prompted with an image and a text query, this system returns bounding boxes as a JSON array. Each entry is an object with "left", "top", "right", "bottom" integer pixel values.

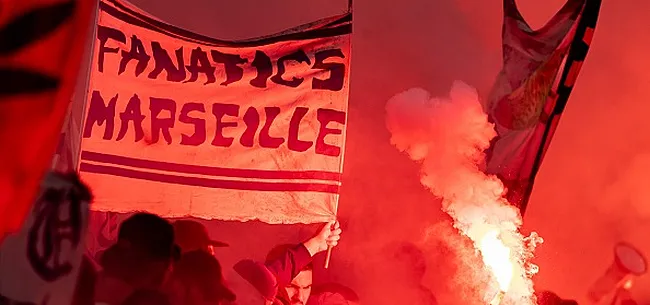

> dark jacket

[
  {"left": 265, "top": 244, "right": 312, "bottom": 286},
  {"left": 235, "top": 244, "right": 313, "bottom": 305}
]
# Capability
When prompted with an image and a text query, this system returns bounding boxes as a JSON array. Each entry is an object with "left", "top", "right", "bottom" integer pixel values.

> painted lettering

[
  {"left": 83, "top": 91, "right": 346, "bottom": 156},
  {"left": 96, "top": 26, "right": 348, "bottom": 91}
]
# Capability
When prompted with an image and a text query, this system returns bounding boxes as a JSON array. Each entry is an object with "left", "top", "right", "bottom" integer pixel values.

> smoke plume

[{"left": 385, "top": 81, "right": 540, "bottom": 304}]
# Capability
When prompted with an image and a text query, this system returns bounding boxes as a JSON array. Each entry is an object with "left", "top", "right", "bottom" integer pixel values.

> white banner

[{"left": 79, "top": 0, "right": 351, "bottom": 224}]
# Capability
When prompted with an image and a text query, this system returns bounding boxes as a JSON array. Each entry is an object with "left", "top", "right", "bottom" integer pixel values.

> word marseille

[
  {"left": 83, "top": 91, "right": 346, "bottom": 157},
  {"left": 97, "top": 26, "right": 347, "bottom": 91}
]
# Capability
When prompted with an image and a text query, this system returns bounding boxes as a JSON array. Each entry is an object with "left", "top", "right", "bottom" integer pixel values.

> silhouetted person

[
  {"left": 95, "top": 213, "right": 179, "bottom": 305},
  {"left": 121, "top": 289, "right": 171, "bottom": 305},
  {"left": 167, "top": 250, "right": 235, "bottom": 305}
]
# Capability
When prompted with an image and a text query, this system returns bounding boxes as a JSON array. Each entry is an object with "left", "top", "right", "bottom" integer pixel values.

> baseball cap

[
  {"left": 233, "top": 259, "right": 278, "bottom": 302},
  {"left": 172, "top": 220, "right": 228, "bottom": 253}
]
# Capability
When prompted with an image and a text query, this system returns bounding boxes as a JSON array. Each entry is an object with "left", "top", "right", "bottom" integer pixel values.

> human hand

[{"left": 303, "top": 220, "right": 341, "bottom": 257}]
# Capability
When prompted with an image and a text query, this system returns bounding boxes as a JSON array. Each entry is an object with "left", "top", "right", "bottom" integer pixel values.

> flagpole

[
  {"left": 325, "top": 0, "right": 351, "bottom": 269},
  {"left": 324, "top": 242, "right": 334, "bottom": 268}
]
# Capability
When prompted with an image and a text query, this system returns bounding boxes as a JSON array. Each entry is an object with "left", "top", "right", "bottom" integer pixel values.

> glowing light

[
  {"left": 489, "top": 290, "right": 505, "bottom": 305},
  {"left": 480, "top": 229, "right": 514, "bottom": 292},
  {"left": 623, "top": 278, "right": 633, "bottom": 290}
]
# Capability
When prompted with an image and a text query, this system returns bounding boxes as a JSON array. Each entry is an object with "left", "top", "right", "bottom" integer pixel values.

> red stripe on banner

[
  {"left": 99, "top": 0, "right": 351, "bottom": 48},
  {"left": 583, "top": 27, "right": 595, "bottom": 45},
  {"left": 563, "top": 60, "right": 584, "bottom": 88},
  {"left": 79, "top": 162, "right": 340, "bottom": 193},
  {"left": 80, "top": 151, "right": 342, "bottom": 181}
]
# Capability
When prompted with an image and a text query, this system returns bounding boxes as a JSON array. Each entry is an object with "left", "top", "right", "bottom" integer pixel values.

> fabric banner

[
  {"left": 0, "top": 0, "right": 96, "bottom": 242},
  {"left": 0, "top": 172, "right": 92, "bottom": 305},
  {"left": 53, "top": 5, "right": 99, "bottom": 173},
  {"left": 483, "top": 0, "right": 601, "bottom": 213},
  {"left": 52, "top": 101, "right": 76, "bottom": 172},
  {"left": 52, "top": 96, "right": 85, "bottom": 172},
  {"left": 80, "top": 0, "right": 352, "bottom": 223}
]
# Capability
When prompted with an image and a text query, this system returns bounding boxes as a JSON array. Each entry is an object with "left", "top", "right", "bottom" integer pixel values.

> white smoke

[{"left": 385, "top": 81, "right": 539, "bottom": 304}]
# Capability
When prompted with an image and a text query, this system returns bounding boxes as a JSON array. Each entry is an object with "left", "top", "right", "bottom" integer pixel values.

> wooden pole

[
  {"left": 326, "top": 0, "right": 351, "bottom": 269},
  {"left": 324, "top": 246, "right": 333, "bottom": 269},
  {"left": 323, "top": 220, "right": 336, "bottom": 269}
]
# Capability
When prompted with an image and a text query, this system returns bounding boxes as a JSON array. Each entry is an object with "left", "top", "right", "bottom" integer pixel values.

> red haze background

[{"left": 89, "top": 0, "right": 650, "bottom": 303}]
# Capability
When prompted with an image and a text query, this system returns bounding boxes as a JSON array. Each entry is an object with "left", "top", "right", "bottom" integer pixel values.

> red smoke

[{"left": 103, "top": 0, "right": 650, "bottom": 303}]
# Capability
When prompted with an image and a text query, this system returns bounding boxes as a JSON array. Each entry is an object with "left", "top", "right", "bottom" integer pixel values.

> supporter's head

[
  {"left": 100, "top": 212, "right": 179, "bottom": 288},
  {"left": 172, "top": 219, "right": 228, "bottom": 255},
  {"left": 168, "top": 250, "right": 236, "bottom": 305},
  {"left": 266, "top": 244, "right": 313, "bottom": 305},
  {"left": 121, "top": 289, "right": 171, "bottom": 305},
  {"left": 307, "top": 283, "right": 359, "bottom": 305}
]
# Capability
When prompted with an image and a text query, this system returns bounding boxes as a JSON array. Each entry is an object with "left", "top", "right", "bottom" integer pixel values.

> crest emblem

[{"left": 26, "top": 173, "right": 91, "bottom": 282}]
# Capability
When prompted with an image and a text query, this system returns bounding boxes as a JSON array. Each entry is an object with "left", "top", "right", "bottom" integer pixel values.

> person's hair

[
  {"left": 266, "top": 244, "right": 313, "bottom": 271},
  {"left": 121, "top": 289, "right": 171, "bottom": 305},
  {"left": 117, "top": 213, "right": 177, "bottom": 260},
  {"left": 311, "top": 283, "right": 359, "bottom": 302},
  {"left": 172, "top": 250, "right": 236, "bottom": 302},
  {"left": 100, "top": 242, "right": 170, "bottom": 285},
  {"left": 100, "top": 213, "right": 178, "bottom": 284}
]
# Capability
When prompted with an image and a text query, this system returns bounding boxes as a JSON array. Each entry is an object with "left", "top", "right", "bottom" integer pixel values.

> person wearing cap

[
  {"left": 235, "top": 220, "right": 342, "bottom": 305},
  {"left": 172, "top": 220, "right": 228, "bottom": 255},
  {"left": 166, "top": 250, "right": 236, "bottom": 305},
  {"left": 95, "top": 213, "right": 180, "bottom": 305}
]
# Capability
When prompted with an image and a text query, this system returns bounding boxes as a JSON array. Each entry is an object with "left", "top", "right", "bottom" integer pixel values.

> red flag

[
  {"left": 0, "top": 0, "right": 95, "bottom": 242},
  {"left": 483, "top": 0, "right": 602, "bottom": 213}
]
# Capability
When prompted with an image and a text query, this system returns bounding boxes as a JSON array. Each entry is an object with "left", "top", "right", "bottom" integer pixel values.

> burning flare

[
  {"left": 386, "top": 81, "right": 542, "bottom": 304},
  {"left": 481, "top": 229, "right": 514, "bottom": 292}
]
